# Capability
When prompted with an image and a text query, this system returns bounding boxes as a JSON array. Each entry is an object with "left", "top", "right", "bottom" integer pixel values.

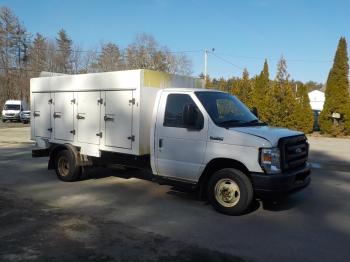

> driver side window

[{"left": 163, "top": 94, "right": 200, "bottom": 128}]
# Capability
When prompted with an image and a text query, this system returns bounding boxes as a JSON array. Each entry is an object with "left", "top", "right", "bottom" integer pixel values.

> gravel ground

[
  {"left": 0, "top": 120, "right": 30, "bottom": 129},
  {"left": 0, "top": 188, "right": 242, "bottom": 262},
  {"left": 0, "top": 127, "right": 350, "bottom": 262}
]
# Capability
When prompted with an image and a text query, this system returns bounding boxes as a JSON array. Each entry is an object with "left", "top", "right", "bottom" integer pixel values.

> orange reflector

[{"left": 262, "top": 154, "right": 272, "bottom": 162}]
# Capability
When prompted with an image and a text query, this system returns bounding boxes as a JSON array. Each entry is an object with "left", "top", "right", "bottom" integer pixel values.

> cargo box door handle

[
  {"left": 77, "top": 113, "right": 85, "bottom": 120},
  {"left": 33, "top": 112, "right": 40, "bottom": 117},
  {"left": 104, "top": 115, "right": 114, "bottom": 121},
  {"left": 53, "top": 112, "right": 62, "bottom": 118}
]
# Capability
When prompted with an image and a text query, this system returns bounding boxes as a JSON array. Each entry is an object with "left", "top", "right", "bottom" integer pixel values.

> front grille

[
  {"left": 279, "top": 135, "right": 308, "bottom": 171},
  {"left": 5, "top": 113, "right": 15, "bottom": 116}
]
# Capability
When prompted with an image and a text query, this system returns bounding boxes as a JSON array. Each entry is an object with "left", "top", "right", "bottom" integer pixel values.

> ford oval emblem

[{"left": 295, "top": 148, "right": 302, "bottom": 154}]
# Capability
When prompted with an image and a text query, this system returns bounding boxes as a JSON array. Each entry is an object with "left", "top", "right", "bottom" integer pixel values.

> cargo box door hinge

[
  {"left": 48, "top": 99, "right": 53, "bottom": 104},
  {"left": 127, "top": 135, "right": 135, "bottom": 142},
  {"left": 97, "top": 98, "right": 103, "bottom": 105},
  {"left": 96, "top": 132, "right": 102, "bottom": 138},
  {"left": 129, "top": 98, "right": 135, "bottom": 105},
  {"left": 70, "top": 130, "right": 76, "bottom": 135}
]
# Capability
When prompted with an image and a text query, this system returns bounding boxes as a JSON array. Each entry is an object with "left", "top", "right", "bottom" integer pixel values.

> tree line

[{"left": 0, "top": 7, "right": 192, "bottom": 107}]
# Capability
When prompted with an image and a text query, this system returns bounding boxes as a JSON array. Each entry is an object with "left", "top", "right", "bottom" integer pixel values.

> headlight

[{"left": 260, "top": 148, "right": 281, "bottom": 174}]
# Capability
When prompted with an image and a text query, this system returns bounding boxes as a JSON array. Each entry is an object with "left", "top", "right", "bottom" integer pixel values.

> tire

[
  {"left": 54, "top": 149, "right": 81, "bottom": 182},
  {"left": 208, "top": 168, "right": 253, "bottom": 215},
  {"left": 2, "top": 119, "right": 5, "bottom": 123}
]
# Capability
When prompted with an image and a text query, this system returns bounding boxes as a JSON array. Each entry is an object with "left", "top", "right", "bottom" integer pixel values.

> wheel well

[
  {"left": 48, "top": 144, "right": 80, "bottom": 170},
  {"left": 198, "top": 158, "right": 251, "bottom": 200}
]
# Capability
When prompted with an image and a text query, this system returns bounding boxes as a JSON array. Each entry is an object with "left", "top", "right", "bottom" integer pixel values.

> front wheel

[
  {"left": 208, "top": 168, "right": 253, "bottom": 215},
  {"left": 54, "top": 149, "right": 81, "bottom": 182}
]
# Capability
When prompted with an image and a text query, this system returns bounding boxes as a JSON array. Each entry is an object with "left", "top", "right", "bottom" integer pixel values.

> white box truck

[{"left": 31, "top": 69, "right": 311, "bottom": 215}]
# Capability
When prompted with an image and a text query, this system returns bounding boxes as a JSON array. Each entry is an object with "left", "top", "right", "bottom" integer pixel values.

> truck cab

[{"left": 151, "top": 88, "right": 310, "bottom": 215}]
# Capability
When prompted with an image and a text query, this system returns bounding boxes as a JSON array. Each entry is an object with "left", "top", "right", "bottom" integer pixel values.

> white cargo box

[{"left": 30, "top": 69, "right": 203, "bottom": 157}]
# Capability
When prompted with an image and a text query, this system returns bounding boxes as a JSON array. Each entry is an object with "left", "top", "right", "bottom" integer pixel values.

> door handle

[
  {"left": 33, "top": 112, "right": 40, "bottom": 117},
  {"left": 77, "top": 113, "right": 85, "bottom": 120},
  {"left": 159, "top": 139, "right": 163, "bottom": 148},
  {"left": 53, "top": 112, "right": 62, "bottom": 118},
  {"left": 104, "top": 115, "right": 114, "bottom": 121}
]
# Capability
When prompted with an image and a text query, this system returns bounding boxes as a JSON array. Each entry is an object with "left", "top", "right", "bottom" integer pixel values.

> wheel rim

[
  {"left": 58, "top": 156, "right": 70, "bottom": 177},
  {"left": 214, "top": 178, "right": 240, "bottom": 207}
]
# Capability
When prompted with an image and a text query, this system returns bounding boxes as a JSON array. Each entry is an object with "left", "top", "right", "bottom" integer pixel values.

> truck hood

[{"left": 231, "top": 126, "right": 303, "bottom": 146}]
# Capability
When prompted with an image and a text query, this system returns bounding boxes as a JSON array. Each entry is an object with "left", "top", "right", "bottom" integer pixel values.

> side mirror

[
  {"left": 251, "top": 107, "right": 258, "bottom": 118},
  {"left": 183, "top": 104, "right": 203, "bottom": 130}
]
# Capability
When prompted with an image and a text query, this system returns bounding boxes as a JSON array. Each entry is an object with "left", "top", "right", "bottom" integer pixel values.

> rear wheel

[
  {"left": 208, "top": 168, "right": 253, "bottom": 215},
  {"left": 54, "top": 149, "right": 81, "bottom": 182}
]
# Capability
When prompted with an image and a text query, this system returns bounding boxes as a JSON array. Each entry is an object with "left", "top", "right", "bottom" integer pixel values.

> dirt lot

[{"left": 1, "top": 125, "right": 350, "bottom": 261}]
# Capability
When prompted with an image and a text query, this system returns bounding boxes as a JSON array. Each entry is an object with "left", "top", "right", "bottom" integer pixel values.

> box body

[{"left": 30, "top": 69, "right": 203, "bottom": 157}]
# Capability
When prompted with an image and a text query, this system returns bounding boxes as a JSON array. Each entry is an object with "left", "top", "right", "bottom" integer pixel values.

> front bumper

[
  {"left": 251, "top": 163, "right": 311, "bottom": 196},
  {"left": 2, "top": 115, "right": 20, "bottom": 120}
]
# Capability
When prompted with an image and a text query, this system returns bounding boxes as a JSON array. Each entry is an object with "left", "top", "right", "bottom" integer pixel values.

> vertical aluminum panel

[
  {"left": 53, "top": 92, "right": 74, "bottom": 141},
  {"left": 105, "top": 90, "right": 133, "bottom": 149},
  {"left": 77, "top": 91, "right": 101, "bottom": 145},
  {"left": 33, "top": 93, "right": 52, "bottom": 138}
]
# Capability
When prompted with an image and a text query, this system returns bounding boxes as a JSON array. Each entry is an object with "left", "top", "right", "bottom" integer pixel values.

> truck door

[
  {"left": 155, "top": 92, "right": 207, "bottom": 182},
  {"left": 53, "top": 92, "right": 74, "bottom": 141},
  {"left": 76, "top": 91, "right": 101, "bottom": 145},
  {"left": 33, "top": 93, "right": 52, "bottom": 138},
  {"left": 104, "top": 90, "right": 133, "bottom": 149}
]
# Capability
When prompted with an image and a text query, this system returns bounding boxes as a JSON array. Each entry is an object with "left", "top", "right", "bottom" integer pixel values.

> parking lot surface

[{"left": 1, "top": 126, "right": 350, "bottom": 261}]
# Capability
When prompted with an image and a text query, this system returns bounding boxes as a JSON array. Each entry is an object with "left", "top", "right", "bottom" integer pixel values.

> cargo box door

[
  {"left": 33, "top": 93, "right": 52, "bottom": 138},
  {"left": 77, "top": 92, "right": 101, "bottom": 145},
  {"left": 104, "top": 91, "right": 133, "bottom": 149},
  {"left": 53, "top": 92, "right": 74, "bottom": 141}
]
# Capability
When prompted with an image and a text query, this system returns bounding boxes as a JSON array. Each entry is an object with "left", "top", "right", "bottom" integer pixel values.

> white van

[{"left": 2, "top": 100, "right": 28, "bottom": 122}]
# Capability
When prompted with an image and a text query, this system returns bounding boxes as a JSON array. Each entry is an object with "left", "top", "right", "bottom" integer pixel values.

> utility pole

[
  {"left": 204, "top": 49, "right": 208, "bottom": 83},
  {"left": 204, "top": 48, "right": 214, "bottom": 85}
]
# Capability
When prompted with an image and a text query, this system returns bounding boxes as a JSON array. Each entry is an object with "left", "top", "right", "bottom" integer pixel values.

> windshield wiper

[
  {"left": 217, "top": 120, "right": 244, "bottom": 127},
  {"left": 244, "top": 119, "right": 267, "bottom": 125},
  {"left": 247, "top": 119, "right": 259, "bottom": 123}
]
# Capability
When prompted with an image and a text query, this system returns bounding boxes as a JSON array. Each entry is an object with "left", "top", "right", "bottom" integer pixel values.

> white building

[{"left": 308, "top": 90, "right": 325, "bottom": 111}]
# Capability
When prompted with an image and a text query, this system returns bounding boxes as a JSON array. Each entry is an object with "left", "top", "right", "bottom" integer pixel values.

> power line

[
  {"left": 209, "top": 52, "right": 244, "bottom": 71},
  {"left": 212, "top": 53, "right": 332, "bottom": 64}
]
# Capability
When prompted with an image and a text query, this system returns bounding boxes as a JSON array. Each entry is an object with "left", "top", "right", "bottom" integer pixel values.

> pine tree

[
  {"left": 253, "top": 59, "right": 270, "bottom": 121},
  {"left": 97, "top": 42, "right": 122, "bottom": 72},
  {"left": 294, "top": 84, "right": 314, "bottom": 133},
  {"left": 55, "top": 29, "right": 72, "bottom": 73},
  {"left": 29, "top": 33, "right": 48, "bottom": 75},
  {"left": 218, "top": 77, "right": 227, "bottom": 92},
  {"left": 265, "top": 56, "right": 296, "bottom": 128},
  {"left": 319, "top": 37, "right": 350, "bottom": 135},
  {"left": 232, "top": 69, "right": 253, "bottom": 108}
]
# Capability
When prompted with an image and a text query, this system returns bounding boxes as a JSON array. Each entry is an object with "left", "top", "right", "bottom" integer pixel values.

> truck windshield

[
  {"left": 195, "top": 91, "right": 266, "bottom": 127},
  {"left": 4, "top": 104, "right": 20, "bottom": 110}
]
